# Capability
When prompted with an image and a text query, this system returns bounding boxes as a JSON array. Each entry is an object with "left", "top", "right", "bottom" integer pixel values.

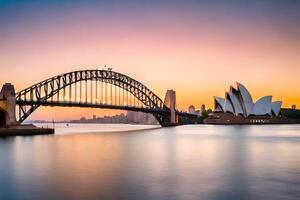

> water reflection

[{"left": 0, "top": 124, "right": 300, "bottom": 200}]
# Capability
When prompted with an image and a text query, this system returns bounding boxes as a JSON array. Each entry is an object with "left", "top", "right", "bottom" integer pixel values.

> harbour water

[{"left": 0, "top": 124, "right": 299, "bottom": 200}]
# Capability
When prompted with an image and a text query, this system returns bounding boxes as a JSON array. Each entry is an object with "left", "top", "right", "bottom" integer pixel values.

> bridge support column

[
  {"left": 0, "top": 83, "right": 17, "bottom": 127},
  {"left": 163, "top": 89, "right": 178, "bottom": 126}
]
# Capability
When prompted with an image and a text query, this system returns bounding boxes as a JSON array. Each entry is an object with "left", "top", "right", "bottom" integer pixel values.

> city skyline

[{"left": 0, "top": 0, "right": 299, "bottom": 120}]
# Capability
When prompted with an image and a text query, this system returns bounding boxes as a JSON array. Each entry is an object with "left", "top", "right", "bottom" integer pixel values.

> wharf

[{"left": 0, "top": 125, "right": 54, "bottom": 136}]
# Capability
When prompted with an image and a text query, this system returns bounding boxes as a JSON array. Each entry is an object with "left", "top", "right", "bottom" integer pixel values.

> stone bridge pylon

[
  {"left": 163, "top": 89, "right": 179, "bottom": 126},
  {"left": 0, "top": 83, "right": 18, "bottom": 127}
]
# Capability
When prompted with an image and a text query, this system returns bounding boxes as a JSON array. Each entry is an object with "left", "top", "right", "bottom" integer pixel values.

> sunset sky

[{"left": 0, "top": 0, "right": 299, "bottom": 120}]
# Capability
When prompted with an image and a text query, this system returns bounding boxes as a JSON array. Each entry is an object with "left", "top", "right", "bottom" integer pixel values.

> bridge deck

[
  {"left": 16, "top": 100, "right": 169, "bottom": 115},
  {"left": 16, "top": 100, "right": 198, "bottom": 118}
]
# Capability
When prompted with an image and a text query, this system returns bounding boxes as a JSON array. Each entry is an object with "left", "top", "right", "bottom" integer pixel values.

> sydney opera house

[{"left": 204, "top": 82, "right": 286, "bottom": 124}]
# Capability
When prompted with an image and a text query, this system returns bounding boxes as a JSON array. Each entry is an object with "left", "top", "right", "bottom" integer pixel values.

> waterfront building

[
  {"left": 204, "top": 82, "right": 285, "bottom": 124},
  {"left": 126, "top": 111, "right": 158, "bottom": 125},
  {"left": 292, "top": 105, "right": 296, "bottom": 110},
  {"left": 194, "top": 110, "right": 201, "bottom": 116},
  {"left": 79, "top": 117, "right": 86, "bottom": 121}
]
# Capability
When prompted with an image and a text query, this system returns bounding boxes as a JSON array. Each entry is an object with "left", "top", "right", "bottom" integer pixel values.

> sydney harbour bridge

[{"left": 0, "top": 69, "right": 198, "bottom": 127}]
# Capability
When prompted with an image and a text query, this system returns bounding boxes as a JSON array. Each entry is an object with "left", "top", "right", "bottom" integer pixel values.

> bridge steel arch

[{"left": 16, "top": 70, "right": 171, "bottom": 126}]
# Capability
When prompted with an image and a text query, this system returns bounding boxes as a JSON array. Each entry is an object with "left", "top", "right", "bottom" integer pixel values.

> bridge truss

[{"left": 15, "top": 70, "right": 173, "bottom": 125}]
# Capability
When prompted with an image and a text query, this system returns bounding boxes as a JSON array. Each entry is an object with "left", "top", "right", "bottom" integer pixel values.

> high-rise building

[
  {"left": 292, "top": 105, "right": 296, "bottom": 109},
  {"left": 188, "top": 105, "right": 196, "bottom": 114},
  {"left": 200, "top": 104, "right": 206, "bottom": 113}
]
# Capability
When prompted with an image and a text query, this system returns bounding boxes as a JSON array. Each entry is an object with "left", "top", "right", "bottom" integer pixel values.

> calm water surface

[{"left": 0, "top": 124, "right": 300, "bottom": 200}]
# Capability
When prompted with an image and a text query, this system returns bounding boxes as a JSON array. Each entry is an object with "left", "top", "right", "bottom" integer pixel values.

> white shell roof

[
  {"left": 214, "top": 82, "right": 282, "bottom": 117},
  {"left": 215, "top": 105, "right": 223, "bottom": 112},
  {"left": 228, "top": 90, "right": 244, "bottom": 116},
  {"left": 214, "top": 96, "right": 225, "bottom": 111},
  {"left": 224, "top": 99, "right": 234, "bottom": 113},
  {"left": 254, "top": 96, "right": 272, "bottom": 116},
  {"left": 237, "top": 82, "right": 255, "bottom": 116},
  {"left": 272, "top": 101, "right": 282, "bottom": 116}
]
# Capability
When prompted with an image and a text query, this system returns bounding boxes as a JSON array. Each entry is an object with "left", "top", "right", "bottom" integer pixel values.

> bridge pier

[
  {"left": 162, "top": 89, "right": 179, "bottom": 126},
  {"left": 0, "top": 83, "right": 17, "bottom": 127}
]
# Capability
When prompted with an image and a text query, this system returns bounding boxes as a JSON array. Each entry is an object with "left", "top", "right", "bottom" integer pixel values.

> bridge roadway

[
  {"left": 16, "top": 100, "right": 198, "bottom": 120},
  {"left": 16, "top": 100, "right": 169, "bottom": 115}
]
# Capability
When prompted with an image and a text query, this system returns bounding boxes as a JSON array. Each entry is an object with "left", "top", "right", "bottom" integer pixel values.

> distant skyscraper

[
  {"left": 200, "top": 104, "right": 206, "bottom": 113},
  {"left": 188, "top": 105, "right": 196, "bottom": 114},
  {"left": 292, "top": 105, "right": 296, "bottom": 109},
  {"left": 93, "top": 115, "right": 96, "bottom": 120}
]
